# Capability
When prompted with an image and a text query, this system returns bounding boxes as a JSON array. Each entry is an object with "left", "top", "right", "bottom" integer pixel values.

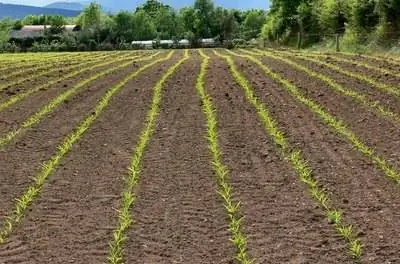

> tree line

[
  {"left": 0, "top": 0, "right": 266, "bottom": 52},
  {"left": 262, "top": 0, "right": 400, "bottom": 51}
]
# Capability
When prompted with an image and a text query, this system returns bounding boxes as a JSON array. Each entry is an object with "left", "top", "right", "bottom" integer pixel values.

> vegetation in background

[
  {"left": 262, "top": 0, "right": 400, "bottom": 52},
  {"left": 0, "top": 0, "right": 266, "bottom": 52}
]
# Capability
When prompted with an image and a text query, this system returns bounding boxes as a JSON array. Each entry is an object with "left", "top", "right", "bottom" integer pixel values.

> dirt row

[
  {"left": 259, "top": 54, "right": 400, "bottom": 173},
  {"left": 0, "top": 50, "right": 399, "bottom": 263},
  {"left": 0, "top": 52, "right": 145, "bottom": 101},
  {"left": 0, "top": 52, "right": 180, "bottom": 263},
  {"left": 226, "top": 52, "right": 400, "bottom": 263},
  {"left": 306, "top": 54, "right": 400, "bottom": 89},
  {"left": 288, "top": 55, "right": 400, "bottom": 115}
]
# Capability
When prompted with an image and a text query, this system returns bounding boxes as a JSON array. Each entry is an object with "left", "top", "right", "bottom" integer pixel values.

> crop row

[
  {"left": 0, "top": 51, "right": 175, "bottom": 245},
  {"left": 0, "top": 52, "right": 162, "bottom": 148},
  {"left": 0, "top": 52, "right": 103, "bottom": 73},
  {"left": 0, "top": 53, "right": 116, "bottom": 92},
  {"left": 108, "top": 50, "right": 188, "bottom": 264},
  {"left": 233, "top": 50, "right": 400, "bottom": 184},
  {"left": 243, "top": 49, "right": 400, "bottom": 125},
  {"left": 276, "top": 50, "right": 400, "bottom": 98},
  {"left": 0, "top": 52, "right": 156, "bottom": 112},
  {"left": 279, "top": 48, "right": 400, "bottom": 76},
  {"left": 195, "top": 50, "right": 253, "bottom": 264},
  {"left": 215, "top": 50, "right": 363, "bottom": 260}
]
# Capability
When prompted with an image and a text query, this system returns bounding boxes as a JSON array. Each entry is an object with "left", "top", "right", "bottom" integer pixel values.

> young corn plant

[
  {"left": 243, "top": 49, "right": 400, "bottom": 125},
  {"left": 214, "top": 50, "right": 363, "bottom": 262},
  {"left": 265, "top": 49, "right": 400, "bottom": 98},
  {"left": 228, "top": 50, "right": 400, "bottom": 184},
  {"left": 0, "top": 52, "right": 161, "bottom": 149},
  {"left": 195, "top": 50, "right": 254, "bottom": 264},
  {"left": 0, "top": 51, "right": 175, "bottom": 245},
  {"left": 0, "top": 52, "right": 154, "bottom": 113},
  {"left": 108, "top": 50, "right": 189, "bottom": 264}
]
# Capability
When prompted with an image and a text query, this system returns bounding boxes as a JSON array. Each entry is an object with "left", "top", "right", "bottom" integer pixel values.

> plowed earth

[{"left": 0, "top": 49, "right": 399, "bottom": 264}]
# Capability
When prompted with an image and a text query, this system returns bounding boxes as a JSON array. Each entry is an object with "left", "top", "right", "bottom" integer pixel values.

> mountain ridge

[{"left": 0, "top": 2, "right": 81, "bottom": 19}]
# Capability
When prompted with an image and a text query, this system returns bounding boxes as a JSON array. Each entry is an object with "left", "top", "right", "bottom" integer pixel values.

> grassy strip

[
  {"left": 0, "top": 52, "right": 161, "bottom": 148},
  {"left": 195, "top": 50, "right": 253, "bottom": 263},
  {"left": 108, "top": 50, "right": 189, "bottom": 264},
  {"left": 0, "top": 52, "right": 154, "bottom": 113},
  {"left": 0, "top": 51, "right": 174, "bottom": 245},
  {"left": 214, "top": 50, "right": 363, "bottom": 261},
  {"left": 242, "top": 49, "right": 400, "bottom": 125},
  {"left": 0, "top": 53, "right": 110, "bottom": 92},
  {"left": 230, "top": 50, "right": 400, "bottom": 184},
  {"left": 259, "top": 49, "right": 400, "bottom": 98}
]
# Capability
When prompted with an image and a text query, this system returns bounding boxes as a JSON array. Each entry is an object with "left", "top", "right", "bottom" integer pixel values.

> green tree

[
  {"left": 243, "top": 10, "right": 266, "bottom": 39},
  {"left": 132, "top": 10, "right": 156, "bottom": 40},
  {"left": 194, "top": 0, "right": 216, "bottom": 38},
  {"left": 113, "top": 11, "right": 134, "bottom": 42}
]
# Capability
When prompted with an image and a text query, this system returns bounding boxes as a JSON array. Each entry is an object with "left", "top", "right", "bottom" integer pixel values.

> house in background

[{"left": 9, "top": 25, "right": 80, "bottom": 39}]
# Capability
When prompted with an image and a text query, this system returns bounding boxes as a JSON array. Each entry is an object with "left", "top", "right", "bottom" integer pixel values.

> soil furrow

[
  {"left": 124, "top": 51, "right": 234, "bottom": 264},
  {"left": 0, "top": 54, "right": 178, "bottom": 227},
  {"left": 255, "top": 55, "right": 400, "bottom": 172},
  {"left": 230, "top": 55, "right": 400, "bottom": 263},
  {"left": 0, "top": 54, "right": 179, "bottom": 264},
  {"left": 288, "top": 55, "right": 400, "bottom": 114},
  {"left": 0, "top": 54, "right": 146, "bottom": 133},
  {"left": 203, "top": 53, "right": 352, "bottom": 263}
]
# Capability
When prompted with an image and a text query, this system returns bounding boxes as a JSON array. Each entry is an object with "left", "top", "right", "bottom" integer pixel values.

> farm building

[
  {"left": 131, "top": 40, "right": 154, "bottom": 49},
  {"left": 9, "top": 25, "right": 80, "bottom": 39}
]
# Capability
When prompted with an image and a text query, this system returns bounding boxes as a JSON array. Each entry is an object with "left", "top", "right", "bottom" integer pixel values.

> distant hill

[
  {"left": 44, "top": 2, "right": 85, "bottom": 11},
  {"left": 0, "top": 3, "right": 80, "bottom": 19}
]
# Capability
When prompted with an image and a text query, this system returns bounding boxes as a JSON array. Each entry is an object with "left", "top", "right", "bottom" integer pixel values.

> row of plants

[
  {"left": 195, "top": 49, "right": 253, "bottom": 264},
  {"left": 108, "top": 50, "right": 188, "bottom": 264},
  {"left": 229, "top": 51, "right": 400, "bottom": 185},
  {"left": 243, "top": 49, "right": 400, "bottom": 125},
  {"left": 281, "top": 50, "right": 400, "bottom": 99},
  {"left": 0, "top": 51, "right": 175, "bottom": 245},
  {"left": 302, "top": 52, "right": 400, "bottom": 80},
  {"left": 215, "top": 50, "right": 363, "bottom": 261},
  {"left": 0, "top": 53, "right": 110, "bottom": 92},
  {"left": 0, "top": 52, "right": 91, "bottom": 71},
  {"left": 0, "top": 52, "right": 161, "bottom": 148},
  {"left": 0, "top": 52, "right": 108, "bottom": 84},
  {"left": 0, "top": 52, "right": 151, "bottom": 113}
]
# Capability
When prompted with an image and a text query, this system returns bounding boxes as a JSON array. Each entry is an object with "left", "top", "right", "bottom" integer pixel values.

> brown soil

[
  {"left": 0, "top": 54, "right": 156, "bottom": 134},
  {"left": 314, "top": 55, "right": 400, "bottom": 89},
  {"left": 0, "top": 52, "right": 178, "bottom": 229},
  {"left": 257, "top": 55, "right": 400, "bottom": 172},
  {"left": 203, "top": 52, "right": 353, "bottom": 263},
  {"left": 328, "top": 52, "right": 400, "bottom": 73},
  {"left": 0, "top": 52, "right": 179, "bottom": 263},
  {"left": 0, "top": 53, "right": 138, "bottom": 101},
  {"left": 0, "top": 50, "right": 399, "bottom": 264},
  {"left": 289, "top": 56, "right": 400, "bottom": 114},
  {"left": 125, "top": 51, "right": 235, "bottom": 263},
  {"left": 229, "top": 53, "right": 400, "bottom": 264}
]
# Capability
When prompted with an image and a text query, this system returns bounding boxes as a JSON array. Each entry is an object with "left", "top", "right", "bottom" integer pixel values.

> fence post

[
  {"left": 297, "top": 32, "right": 302, "bottom": 50},
  {"left": 335, "top": 34, "right": 340, "bottom": 52}
]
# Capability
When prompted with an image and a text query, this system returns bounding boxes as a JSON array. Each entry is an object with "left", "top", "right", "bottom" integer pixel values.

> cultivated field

[{"left": 0, "top": 48, "right": 399, "bottom": 264}]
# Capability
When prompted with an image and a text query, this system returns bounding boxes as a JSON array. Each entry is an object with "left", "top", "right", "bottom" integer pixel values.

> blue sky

[{"left": 1, "top": 0, "right": 269, "bottom": 9}]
